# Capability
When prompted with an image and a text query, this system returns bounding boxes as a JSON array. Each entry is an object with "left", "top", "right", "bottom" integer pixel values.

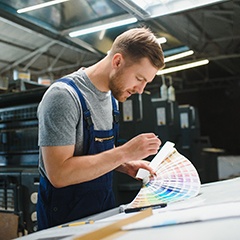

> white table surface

[{"left": 17, "top": 177, "right": 240, "bottom": 240}]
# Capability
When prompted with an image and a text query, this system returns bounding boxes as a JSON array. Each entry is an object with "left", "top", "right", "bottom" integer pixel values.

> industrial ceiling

[{"left": 0, "top": 0, "right": 239, "bottom": 93}]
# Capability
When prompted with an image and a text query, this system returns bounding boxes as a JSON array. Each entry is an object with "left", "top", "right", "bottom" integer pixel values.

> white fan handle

[{"left": 136, "top": 141, "right": 175, "bottom": 181}]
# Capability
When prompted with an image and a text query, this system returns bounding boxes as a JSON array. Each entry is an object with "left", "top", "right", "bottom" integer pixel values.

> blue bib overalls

[{"left": 37, "top": 78, "right": 119, "bottom": 230}]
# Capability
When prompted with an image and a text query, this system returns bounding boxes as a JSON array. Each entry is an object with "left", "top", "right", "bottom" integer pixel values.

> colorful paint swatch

[{"left": 127, "top": 141, "right": 201, "bottom": 209}]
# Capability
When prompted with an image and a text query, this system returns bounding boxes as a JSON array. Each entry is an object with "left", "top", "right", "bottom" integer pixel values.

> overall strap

[
  {"left": 57, "top": 78, "right": 93, "bottom": 154},
  {"left": 111, "top": 95, "right": 120, "bottom": 145}
]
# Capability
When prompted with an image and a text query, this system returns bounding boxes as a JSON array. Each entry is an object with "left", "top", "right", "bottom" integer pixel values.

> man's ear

[{"left": 112, "top": 53, "right": 123, "bottom": 68}]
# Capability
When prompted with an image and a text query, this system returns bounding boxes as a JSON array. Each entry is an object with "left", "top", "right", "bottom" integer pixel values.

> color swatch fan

[{"left": 127, "top": 141, "right": 201, "bottom": 209}]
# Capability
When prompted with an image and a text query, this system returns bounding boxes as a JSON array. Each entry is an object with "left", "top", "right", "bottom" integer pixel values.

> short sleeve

[{"left": 38, "top": 86, "right": 80, "bottom": 146}]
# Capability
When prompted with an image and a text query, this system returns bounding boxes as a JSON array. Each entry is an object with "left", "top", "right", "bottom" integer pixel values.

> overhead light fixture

[
  {"left": 164, "top": 50, "right": 194, "bottom": 63},
  {"left": 157, "top": 59, "right": 209, "bottom": 75},
  {"left": 157, "top": 37, "right": 167, "bottom": 44},
  {"left": 17, "top": 0, "right": 69, "bottom": 14},
  {"left": 69, "top": 17, "right": 137, "bottom": 37}
]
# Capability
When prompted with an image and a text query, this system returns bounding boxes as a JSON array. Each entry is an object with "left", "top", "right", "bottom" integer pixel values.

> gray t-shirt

[{"left": 38, "top": 68, "right": 115, "bottom": 178}]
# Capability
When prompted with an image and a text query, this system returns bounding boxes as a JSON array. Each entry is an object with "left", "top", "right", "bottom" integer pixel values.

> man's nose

[{"left": 135, "top": 82, "right": 146, "bottom": 94}]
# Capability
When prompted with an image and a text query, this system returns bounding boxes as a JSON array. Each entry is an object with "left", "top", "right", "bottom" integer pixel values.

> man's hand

[
  {"left": 119, "top": 133, "right": 161, "bottom": 162},
  {"left": 116, "top": 160, "right": 156, "bottom": 179}
]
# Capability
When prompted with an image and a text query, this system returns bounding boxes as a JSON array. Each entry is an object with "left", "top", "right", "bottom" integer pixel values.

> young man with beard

[{"left": 37, "top": 27, "right": 165, "bottom": 230}]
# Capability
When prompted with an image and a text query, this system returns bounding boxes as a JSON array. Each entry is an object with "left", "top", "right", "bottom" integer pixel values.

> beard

[{"left": 109, "top": 68, "right": 128, "bottom": 102}]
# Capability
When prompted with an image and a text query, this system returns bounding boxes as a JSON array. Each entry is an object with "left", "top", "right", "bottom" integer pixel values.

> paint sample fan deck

[{"left": 127, "top": 141, "right": 201, "bottom": 209}]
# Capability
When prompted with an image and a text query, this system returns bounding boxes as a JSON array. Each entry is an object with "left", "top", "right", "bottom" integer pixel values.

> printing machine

[{"left": 0, "top": 88, "right": 46, "bottom": 234}]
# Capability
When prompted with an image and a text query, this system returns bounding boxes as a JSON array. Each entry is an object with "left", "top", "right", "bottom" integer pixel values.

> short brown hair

[{"left": 110, "top": 27, "right": 165, "bottom": 69}]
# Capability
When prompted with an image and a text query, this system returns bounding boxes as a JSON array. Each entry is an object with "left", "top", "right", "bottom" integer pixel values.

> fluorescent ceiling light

[
  {"left": 17, "top": 0, "right": 69, "bottom": 14},
  {"left": 164, "top": 50, "right": 194, "bottom": 63},
  {"left": 157, "top": 37, "right": 167, "bottom": 44},
  {"left": 69, "top": 17, "right": 137, "bottom": 37},
  {"left": 157, "top": 59, "right": 209, "bottom": 75}
]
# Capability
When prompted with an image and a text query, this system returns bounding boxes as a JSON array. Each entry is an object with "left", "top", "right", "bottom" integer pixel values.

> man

[{"left": 37, "top": 27, "right": 165, "bottom": 230}]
